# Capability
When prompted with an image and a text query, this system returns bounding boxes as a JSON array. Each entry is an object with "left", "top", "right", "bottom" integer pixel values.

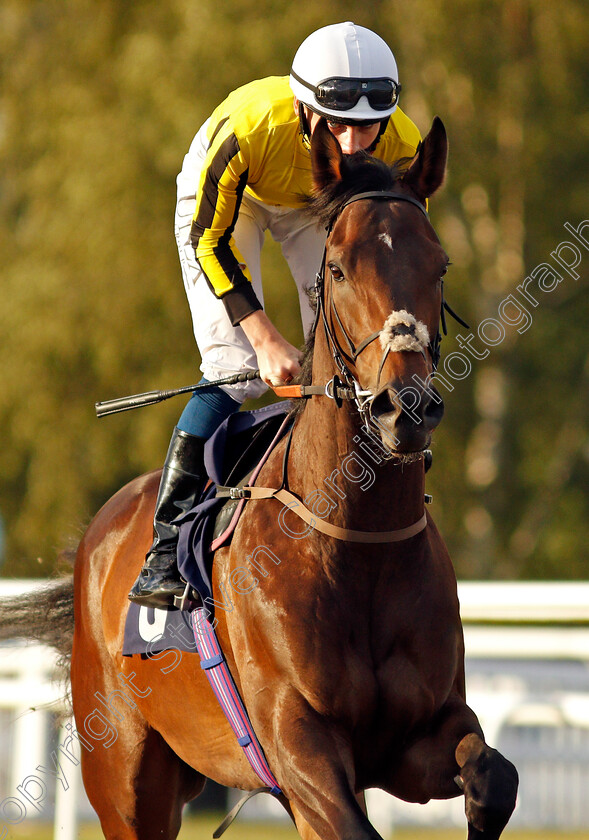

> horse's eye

[
  {"left": 440, "top": 261, "right": 451, "bottom": 278},
  {"left": 329, "top": 264, "right": 345, "bottom": 282}
]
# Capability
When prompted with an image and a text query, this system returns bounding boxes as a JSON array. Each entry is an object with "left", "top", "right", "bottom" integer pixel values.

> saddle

[
  {"left": 175, "top": 402, "right": 291, "bottom": 604},
  {"left": 210, "top": 415, "right": 287, "bottom": 542}
]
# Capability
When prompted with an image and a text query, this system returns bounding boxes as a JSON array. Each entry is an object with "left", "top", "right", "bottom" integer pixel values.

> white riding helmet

[{"left": 290, "top": 21, "right": 401, "bottom": 122}]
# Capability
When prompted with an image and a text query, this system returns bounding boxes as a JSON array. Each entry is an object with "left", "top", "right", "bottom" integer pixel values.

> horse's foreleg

[
  {"left": 385, "top": 697, "right": 517, "bottom": 839},
  {"left": 288, "top": 788, "right": 369, "bottom": 840},
  {"left": 290, "top": 802, "right": 328, "bottom": 840},
  {"left": 271, "top": 700, "right": 382, "bottom": 840},
  {"left": 289, "top": 795, "right": 377, "bottom": 840},
  {"left": 456, "top": 732, "right": 519, "bottom": 840}
]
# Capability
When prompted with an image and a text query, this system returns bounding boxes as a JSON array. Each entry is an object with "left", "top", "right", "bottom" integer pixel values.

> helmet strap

[
  {"left": 298, "top": 103, "right": 312, "bottom": 150},
  {"left": 366, "top": 116, "right": 390, "bottom": 153}
]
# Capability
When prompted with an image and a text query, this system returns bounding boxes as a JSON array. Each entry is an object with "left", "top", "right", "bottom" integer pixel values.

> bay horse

[{"left": 9, "top": 116, "right": 518, "bottom": 840}]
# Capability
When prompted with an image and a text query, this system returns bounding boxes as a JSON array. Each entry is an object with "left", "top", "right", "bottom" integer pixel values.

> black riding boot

[{"left": 128, "top": 427, "right": 207, "bottom": 608}]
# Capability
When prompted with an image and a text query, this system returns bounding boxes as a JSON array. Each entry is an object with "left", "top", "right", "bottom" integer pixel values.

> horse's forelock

[{"left": 306, "top": 152, "right": 412, "bottom": 229}]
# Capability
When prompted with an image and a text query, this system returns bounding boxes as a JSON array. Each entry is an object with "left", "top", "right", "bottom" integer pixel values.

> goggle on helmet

[{"left": 289, "top": 21, "right": 401, "bottom": 123}]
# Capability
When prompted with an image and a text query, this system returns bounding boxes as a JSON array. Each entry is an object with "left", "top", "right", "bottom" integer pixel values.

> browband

[{"left": 340, "top": 190, "right": 428, "bottom": 219}]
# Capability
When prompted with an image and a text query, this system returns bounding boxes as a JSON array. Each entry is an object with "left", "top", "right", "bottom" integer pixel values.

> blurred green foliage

[{"left": 1, "top": 0, "right": 587, "bottom": 578}]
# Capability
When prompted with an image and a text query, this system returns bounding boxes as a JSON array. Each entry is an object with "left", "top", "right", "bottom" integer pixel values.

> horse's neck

[{"left": 289, "top": 354, "right": 425, "bottom": 533}]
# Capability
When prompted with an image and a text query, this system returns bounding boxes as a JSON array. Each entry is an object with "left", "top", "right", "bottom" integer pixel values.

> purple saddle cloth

[{"left": 175, "top": 401, "right": 290, "bottom": 603}]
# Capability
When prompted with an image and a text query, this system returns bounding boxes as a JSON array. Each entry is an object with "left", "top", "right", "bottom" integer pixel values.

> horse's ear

[
  {"left": 311, "top": 118, "right": 344, "bottom": 191},
  {"left": 402, "top": 116, "right": 448, "bottom": 202}
]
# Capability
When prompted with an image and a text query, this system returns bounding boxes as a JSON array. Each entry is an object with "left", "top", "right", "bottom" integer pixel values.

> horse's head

[{"left": 308, "top": 117, "right": 449, "bottom": 455}]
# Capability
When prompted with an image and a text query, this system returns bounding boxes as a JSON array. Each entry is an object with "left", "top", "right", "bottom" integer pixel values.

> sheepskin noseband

[{"left": 380, "top": 310, "right": 430, "bottom": 354}]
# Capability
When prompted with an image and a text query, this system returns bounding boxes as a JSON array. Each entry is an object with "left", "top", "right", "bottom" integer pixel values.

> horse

[{"left": 3, "top": 116, "right": 518, "bottom": 840}]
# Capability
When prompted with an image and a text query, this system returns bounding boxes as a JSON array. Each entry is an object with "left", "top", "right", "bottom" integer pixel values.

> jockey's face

[
  {"left": 296, "top": 101, "right": 381, "bottom": 154},
  {"left": 322, "top": 118, "right": 381, "bottom": 155}
]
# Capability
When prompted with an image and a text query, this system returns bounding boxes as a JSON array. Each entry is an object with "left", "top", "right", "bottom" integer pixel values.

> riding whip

[{"left": 95, "top": 371, "right": 261, "bottom": 418}]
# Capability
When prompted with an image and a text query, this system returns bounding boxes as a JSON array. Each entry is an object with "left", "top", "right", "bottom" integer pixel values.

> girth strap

[
  {"left": 191, "top": 609, "right": 281, "bottom": 792},
  {"left": 216, "top": 485, "right": 428, "bottom": 543},
  {"left": 191, "top": 608, "right": 282, "bottom": 836}
]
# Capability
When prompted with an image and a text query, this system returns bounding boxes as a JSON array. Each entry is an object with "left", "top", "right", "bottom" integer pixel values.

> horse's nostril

[
  {"left": 371, "top": 384, "right": 444, "bottom": 431},
  {"left": 370, "top": 388, "right": 399, "bottom": 418},
  {"left": 424, "top": 388, "right": 445, "bottom": 426}
]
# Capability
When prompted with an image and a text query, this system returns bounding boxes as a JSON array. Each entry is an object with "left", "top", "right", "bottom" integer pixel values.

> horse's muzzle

[{"left": 369, "top": 381, "right": 445, "bottom": 453}]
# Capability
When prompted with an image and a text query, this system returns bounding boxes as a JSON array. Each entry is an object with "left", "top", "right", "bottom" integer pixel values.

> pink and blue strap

[{"left": 191, "top": 607, "right": 281, "bottom": 795}]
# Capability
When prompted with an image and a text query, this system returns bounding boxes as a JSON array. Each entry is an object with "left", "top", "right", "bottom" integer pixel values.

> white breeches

[{"left": 174, "top": 119, "right": 325, "bottom": 402}]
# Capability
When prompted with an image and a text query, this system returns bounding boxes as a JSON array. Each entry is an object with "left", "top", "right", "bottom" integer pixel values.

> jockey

[{"left": 128, "top": 21, "right": 423, "bottom": 607}]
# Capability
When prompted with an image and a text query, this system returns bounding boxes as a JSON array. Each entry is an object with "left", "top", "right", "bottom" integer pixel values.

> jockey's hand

[{"left": 240, "top": 310, "right": 302, "bottom": 387}]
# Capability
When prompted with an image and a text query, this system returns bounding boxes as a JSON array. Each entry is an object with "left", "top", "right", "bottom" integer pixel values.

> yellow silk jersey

[{"left": 190, "top": 75, "right": 422, "bottom": 324}]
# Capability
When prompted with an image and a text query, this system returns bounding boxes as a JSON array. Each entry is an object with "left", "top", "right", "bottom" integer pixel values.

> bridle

[
  {"left": 309, "top": 189, "right": 466, "bottom": 439},
  {"left": 218, "top": 190, "right": 464, "bottom": 543}
]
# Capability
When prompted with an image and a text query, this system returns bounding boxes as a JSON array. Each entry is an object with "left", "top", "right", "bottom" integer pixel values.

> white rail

[{"left": 458, "top": 581, "right": 589, "bottom": 623}]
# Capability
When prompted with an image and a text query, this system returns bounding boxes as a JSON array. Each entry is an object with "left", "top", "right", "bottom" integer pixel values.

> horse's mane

[
  {"left": 305, "top": 150, "right": 413, "bottom": 230},
  {"left": 288, "top": 151, "right": 413, "bottom": 421}
]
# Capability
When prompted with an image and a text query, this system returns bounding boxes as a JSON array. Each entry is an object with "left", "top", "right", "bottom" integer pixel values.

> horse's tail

[{"left": 0, "top": 551, "right": 75, "bottom": 663}]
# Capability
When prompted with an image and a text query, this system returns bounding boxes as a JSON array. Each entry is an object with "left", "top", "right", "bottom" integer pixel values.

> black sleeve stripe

[
  {"left": 191, "top": 132, "right": 242, "bottom": 238},
  {"left": 211, "top": 167, "right": 250, "bottom": 287},
  {"left": 208, "top": 116, "right": 230, "bottom": 148}
]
